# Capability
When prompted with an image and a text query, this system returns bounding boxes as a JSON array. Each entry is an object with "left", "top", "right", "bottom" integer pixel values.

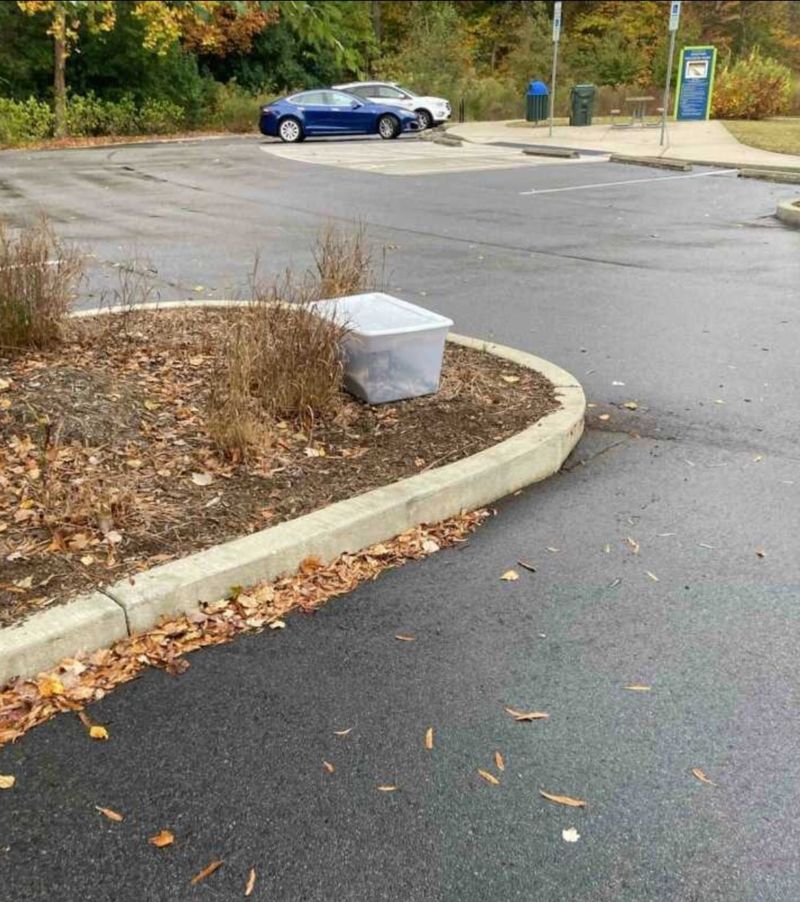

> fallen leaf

[
  {"left": 0, "top": 377, "right": 9, "bottom": 391},
  {"left": 14, "top": 575, "right": 33, "bottom": 590},
  {"left": 562, "top": 827, "right": 581, "bottom": 843},
  {"left": 626, "top": 537, "right": 640, "bottom": 554},
  {"left": 540, "top": 790, "right": 586, "bottom": 808},
  {"left": 105, "top": 530, "right": 123, "bottom": 545},
  {"left": 500, "top": 570, "right": 519, "bottom": 581},
  {"left": 623, "top": 401, "right": 639, "bottom": 410},
  {"left": 755, "top": 548, "right": 767, "bottom": 559},
  {"left": 424, "top": 727, "right": 434, "bottom": 750},
  {"left": 190, "top": 859, "right": 223, "bottom": 885},
  {"left": 603, "top": 544, "right": 611, "bottom": 554},
  {"left": 269, "top": 619, "right": 286, "bottom": 630},
  {"left": 478, "top": 769, "right": 500, "bottom": 786},
  {"left": 501, "top": 375, "right": 520, "bottom": 384},
  {"left": 395, "top": 634, "right": 415, "bottom": 641},
  {"left": 494, "top": 751, "right": 505, "bottom": 771},
  {"left": 96, "top": 806, "right": 123, "bottom": 822},
  {"left": 38, "top": 675, "right": 65, "bottom": 698},
  {"left": 624, "top": 684, "right": 652, "bottom": 692},
  {"left": 149, "top": 830, "right": 175, "bottom": 848},
  {"left": 546, "top": 546, "right": 560, "bottom": 553},
  {"left": 612, "top": 380, "right": 625, "bottom": 386},
  {"left": 304, "top": 446, "right": 326, "bottom": 458},
  {"left": 505, "top": 707, "right": 549, "bottom": 722},
  {"left": 598, "top": 414, "right": 611, "bottom": 421},
  {"left": 691, "top": 767, "right": 714, "bottom": 785},
  {"left": 421, "top": 538, "right": 440, "bottom": 554},
  {"left": 377, "top": 785, "right": 398, "bottom": 792},
  {"left": 89, "top": 725, "right": 109, "bottom": 741},
  {"left": 80, "top": 554, "right": 95, "bottom": 566},
  {"left": 645, "top": 570, "right": 659, "bottom": 582},
  {"left": 334, "top": 728, "right": 352, "bottom": 737},
  {"left": 190, "top": 471, "right": 214, "bottom": 487},
  {"left": 0, "top": 774, "right": 15, "bottom": 790},
  {"left": 517, "top": 560, "right": 536, "bottom": 573},
  {"left": 245, "top": 868, "right": 256, "bottom": 897},
  {"left": 323, "top": 761, "right": 335, "bottom": 774}
]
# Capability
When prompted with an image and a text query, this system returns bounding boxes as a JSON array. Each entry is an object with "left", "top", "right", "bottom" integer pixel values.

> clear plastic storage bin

[{"left": 315, "top": 292, "right": 453, "bottom": 404}]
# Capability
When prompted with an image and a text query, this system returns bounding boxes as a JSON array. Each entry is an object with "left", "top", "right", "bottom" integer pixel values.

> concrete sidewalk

[{"left": 449, "top": 119, "right": 800, "bottom": 169}]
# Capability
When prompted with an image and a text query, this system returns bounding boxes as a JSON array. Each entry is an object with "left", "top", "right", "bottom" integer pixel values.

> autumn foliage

[{"left": 712, "top": 49, "right": 794, "bottom": 119}]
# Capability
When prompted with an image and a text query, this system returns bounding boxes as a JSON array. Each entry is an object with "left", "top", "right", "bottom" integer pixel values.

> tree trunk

[
  {"left": 372, "top": 0, "right": 382, "bottom": 43},
  {"left": 53, "top": 2, "right": 67, "bottom": 138}
]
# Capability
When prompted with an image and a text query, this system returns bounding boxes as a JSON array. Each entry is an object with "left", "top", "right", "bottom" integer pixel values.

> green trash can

[
  {"left": 526, "top": 81, "right": 549, "bottom": 122},
  {"left": 569, "top": 84, "right": 595, "bottom": 126}
]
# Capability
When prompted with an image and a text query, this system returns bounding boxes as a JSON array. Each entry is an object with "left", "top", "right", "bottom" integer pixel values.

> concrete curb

[
  {"left": 776, "top": 198, "right": 800, "bottom": 227},
  {"left": 610, "top": 154, "right": 691, "bottom": 171},
  {"left": 739, "top": 169, "right": 800, "bottom": 185},
  {"left": 523, "top": 147, "right": 579, "bottom": 159},
  {"left": 0, "top": 307, "right": 585, "bottom": 684}
]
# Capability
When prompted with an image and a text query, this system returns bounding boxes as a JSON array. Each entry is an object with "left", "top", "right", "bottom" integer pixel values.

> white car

[{"left": 332, "top": 81, "right": 451, "bottom": 130}]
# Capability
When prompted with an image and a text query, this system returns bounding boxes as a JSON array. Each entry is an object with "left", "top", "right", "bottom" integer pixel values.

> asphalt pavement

[{"left": 1, "top": 134, "right": 799, "bottom": 901}]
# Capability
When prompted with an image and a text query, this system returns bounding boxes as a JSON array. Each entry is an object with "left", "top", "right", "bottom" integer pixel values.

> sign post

[
  {"left": 660, "top": 0, "right": 681, "bottom": 147},
  {"left": 549, "top": 1, "right": 562, "bottom": 137},
  {"left": 674, "top": 46, "right": 718, "bottom": 121}
]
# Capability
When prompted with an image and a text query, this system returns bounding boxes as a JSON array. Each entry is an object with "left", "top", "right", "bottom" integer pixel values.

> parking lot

[{"left": 2, "top": 133, "right": 800, "bottom": 900}]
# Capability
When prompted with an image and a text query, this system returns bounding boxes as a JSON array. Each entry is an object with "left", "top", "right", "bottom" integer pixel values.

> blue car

[{"left": 259, "top": 89, "right": 421, "bottom": 143}]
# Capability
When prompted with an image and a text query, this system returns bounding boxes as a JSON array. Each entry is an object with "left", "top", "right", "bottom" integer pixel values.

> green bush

[
  {"left": 203, "top": 81, "right": 261, "bottom": 133},
  {"left": 138, "top": 97, "right": 185, "bottom": 133},
  {"left": 66, "top": 92, "right": 139, "bottom": 136},
  {"left": 712, "top": 50, "right": 793, "bottom": 120},
  {"left": 0, "top": 97, "right": 52, "bottom": 146}
]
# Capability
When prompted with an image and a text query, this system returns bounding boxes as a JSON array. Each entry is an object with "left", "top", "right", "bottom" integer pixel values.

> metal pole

[
  {"left": 549, "top": 40, "right": 559, "bottom": 137},
  {"left": 660, "top": 27, "right": 677, "bottom": 146}
]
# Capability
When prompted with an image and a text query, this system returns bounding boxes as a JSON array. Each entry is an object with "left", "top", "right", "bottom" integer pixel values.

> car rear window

[{"left": 289, "top": 91, "right": 326, "bottom": 106}]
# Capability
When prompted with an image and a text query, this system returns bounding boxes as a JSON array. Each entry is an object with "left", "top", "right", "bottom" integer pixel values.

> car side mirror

[{"left": 350, "top": 100, "right": 362, "bottom": 109}]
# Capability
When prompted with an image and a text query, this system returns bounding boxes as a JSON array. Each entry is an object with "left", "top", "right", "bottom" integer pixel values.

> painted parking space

[{"left": 259, "top": 136, "right": 607, "bottom": 176}]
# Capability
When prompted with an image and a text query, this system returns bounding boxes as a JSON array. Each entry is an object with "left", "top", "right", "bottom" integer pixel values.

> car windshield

[{"left": 395, "top": 85, "right": 417, "bottom": 97}]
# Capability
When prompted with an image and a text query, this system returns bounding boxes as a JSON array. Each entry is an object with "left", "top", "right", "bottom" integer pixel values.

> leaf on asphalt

[
  {"left": 755, "top": 548, "right": 767, "bottom": 558},
  {"left": 89, "top": 725, "right": 109, "bottom": 741},
  {"left": 149, "top": 830, "right": 175, "bottom": 848},
  {"left": 494, "top": 751, "right": 505, "bottom": 771},
  {"left": 624, "top": 684, "right": 652, "bottom": 692},
  {"left": 753, "top": 455, "right": 763, "bottom": 463},
  {"left": 38, "top": 675, "right": 65, "bottom": 698},
  {"left": 505, "top": 707, "right": 549, "bottom": 721},
  {"left": 190, "top": 859, "right": 223, "bottom": 886},
  {"left": 562, "top": 827, "right": 581, "bottom": 843},
  {"left": 540, "top": 790, "right": 586, "bottom": 808},
  {"left": 269, "top": 619, "right": 286, "bottom": 630},
  {"left": 626, "top": 537, "right": 640, "bottom": 554},
  {"left": 546, "top": 547, "right": 560, "bottom": 553},
  {"left": 395, "top": 634, "right": 415, "bottom": 641},
  {"left": 646, "top": 571, "right": 659, "bottom": 582},
  {"left": 691, "top": 767, "right": 714, "bottom": 785},
  {"left": 623, "top": 401, "right": 639, "bottom": 410},
  {"left": 603, "top": 544, "right": 611, "bottom": 554},
  {"left": 334, "top": 728, "right": 352, "bottom": 736},
  {"left": 0, "top": 774, "right": 15, "bottom": 790},
  {"left": 96, "top": 806, "right": 123, "bottom": 822},
  {"left": 245, "top": 868, "right": 256, "bottom": 897},
  {"left": 517, "top": 560, "right": 537, "bottom": 573},
  {"left": 500, "top": 570, "right": 519, "bottom": 581},
  {"left": 377, "top": 785, "right": 398, "bottom": 792},
  {"left": 424, "top": 727, "right": 434, "bottom": 750},
  {"left": 323, "top": 761, "right": 335, "bottom": 774},
  {"left": 478, "top": 769, "right": 500, "bottom": 785},
  {"left": 190, "top": 471, "right": 214, "bottom": 487}
]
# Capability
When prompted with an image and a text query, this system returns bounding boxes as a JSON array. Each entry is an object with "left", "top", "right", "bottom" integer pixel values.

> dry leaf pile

[{"left": 0, "top": 510, "right": 489, "bottom": 747}]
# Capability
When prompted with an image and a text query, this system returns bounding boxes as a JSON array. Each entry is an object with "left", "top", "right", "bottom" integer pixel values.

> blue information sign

[{"left": 675, "top": 46, "right": 717, "bottom": 121}]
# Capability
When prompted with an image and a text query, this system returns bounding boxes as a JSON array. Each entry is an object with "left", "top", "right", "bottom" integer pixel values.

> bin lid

[
  {"left": 314, "top": 292, "right": 454, "bottom": 337},
  {"left": 527, "top": 80, "right": 549, "bottom": 96},
  {"left": 571, "top": 83, "right": 596, "bottom": 96}
]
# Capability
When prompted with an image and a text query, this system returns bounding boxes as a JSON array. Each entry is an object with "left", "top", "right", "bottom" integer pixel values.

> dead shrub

[
  {"left": 207, "top": 224, "right": 375, "bottom": 459},
  {"left": 0, "top": 217, "right": 84, "bottom": 350}
]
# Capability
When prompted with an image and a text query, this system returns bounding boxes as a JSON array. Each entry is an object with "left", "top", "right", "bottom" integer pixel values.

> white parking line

[{"left": 518, "top": 168, "right": 739, "bottom": 195}]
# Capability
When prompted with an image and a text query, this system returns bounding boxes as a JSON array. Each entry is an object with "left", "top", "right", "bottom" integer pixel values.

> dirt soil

[{"left": 0, "top": 307, "right": 559, "bottom": 627}]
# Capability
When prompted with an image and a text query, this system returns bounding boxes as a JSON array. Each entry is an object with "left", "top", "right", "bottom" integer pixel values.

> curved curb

[
  {"left": 776, "top": 198, "right": 800, "bottom": 228},
  {"left": 0, "top": 309, "right": 585, "bottom": 685}
]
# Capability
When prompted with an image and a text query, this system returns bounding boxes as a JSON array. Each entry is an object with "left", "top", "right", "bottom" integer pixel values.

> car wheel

[
  {"left": 378, "top": 114, "right": 400, "bottom": 140},
  {"left": 278, "top": 117, "right": 303, "bottom": 143},
  {"left": 415, "top": 109, "right": 432, "bottom": 130}
]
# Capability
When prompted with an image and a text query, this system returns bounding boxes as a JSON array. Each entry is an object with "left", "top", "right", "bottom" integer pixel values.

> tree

[{"left": 17, "top": 1, "right": 116, "bottom": 137}]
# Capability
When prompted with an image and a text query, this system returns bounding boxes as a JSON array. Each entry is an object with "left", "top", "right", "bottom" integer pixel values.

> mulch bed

[{"left": 0, "top": 307, "right": 558, "bottom": 627}]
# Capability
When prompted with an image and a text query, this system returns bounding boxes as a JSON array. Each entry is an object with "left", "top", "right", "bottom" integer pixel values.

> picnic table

[{"left": 624, "top": 95, "right": 656, "bottom": 125}]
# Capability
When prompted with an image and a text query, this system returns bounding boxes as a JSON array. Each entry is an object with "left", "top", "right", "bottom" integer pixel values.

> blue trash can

[{"left": 526, "top": 80, "right": 549, "bottom": 122}]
